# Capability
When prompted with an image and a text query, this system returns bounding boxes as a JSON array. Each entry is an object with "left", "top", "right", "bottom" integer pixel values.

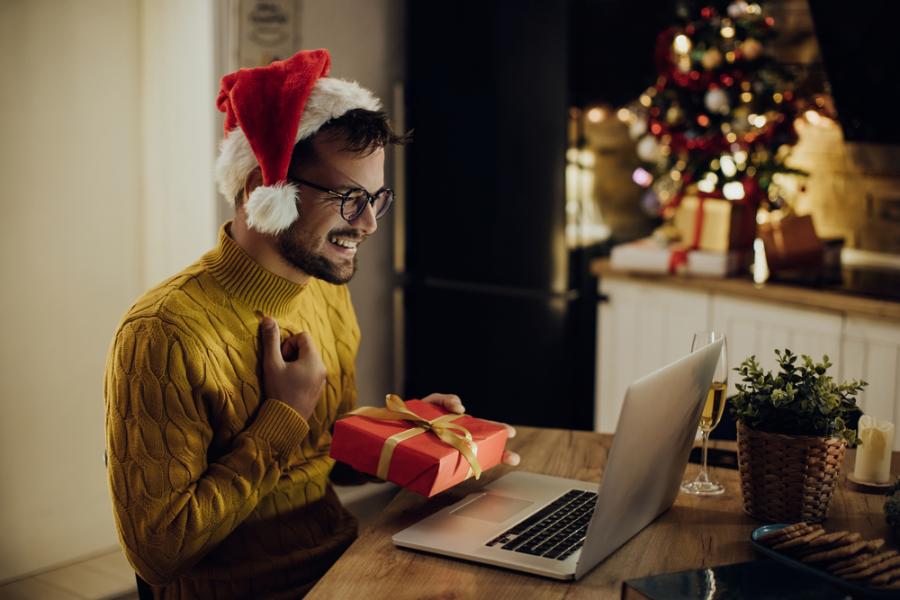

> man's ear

[{"left": 240, "top": 167, "right": 263, "bottom": 207}]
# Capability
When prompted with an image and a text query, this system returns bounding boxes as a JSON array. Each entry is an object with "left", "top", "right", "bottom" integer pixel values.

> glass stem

[{"left": 699, "top": 430, "right": 711, "bottom": 484}]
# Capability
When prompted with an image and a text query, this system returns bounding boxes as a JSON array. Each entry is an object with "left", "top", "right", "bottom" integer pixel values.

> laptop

[{"left": 392, "top": 338, "right": 724, "bottom": 580}]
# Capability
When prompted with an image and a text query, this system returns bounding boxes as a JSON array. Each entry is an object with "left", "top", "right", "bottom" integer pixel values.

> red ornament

[
  {"left": 720, "top": 75, "right": 734, "bottom": 87},
  {"left": 690, "top": 71, "right": 700, "bottom": 81},
  {"left": 765, "top": 16, "right": 775, "bottom": 26},
  {"left": 701, "top": 7, "right": 714, "bottom": 19},
  {"left": 650, "top": 122, "right": 663, "bottom": 135},
  {"left": 697, "top": 114, "right": 710, "bottom": 127}
]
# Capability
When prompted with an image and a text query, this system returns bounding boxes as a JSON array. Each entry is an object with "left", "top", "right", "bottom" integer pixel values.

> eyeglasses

[{"left": 289, "top": 176, "right": 394, "bottom": 222}]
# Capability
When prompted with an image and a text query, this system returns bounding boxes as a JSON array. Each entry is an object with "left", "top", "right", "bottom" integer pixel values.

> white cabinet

[
  {"left": 842, "top": 316, "right": 900, "bottom": 427},
  {"left": 710, "top": 296, "right": 843, "bottom": 397},
  {"left": 595, "top": 279, "right": 708, "bottom": 432},
  {"left": 596, "top": 277, "right": 900, "bottom": 449}
]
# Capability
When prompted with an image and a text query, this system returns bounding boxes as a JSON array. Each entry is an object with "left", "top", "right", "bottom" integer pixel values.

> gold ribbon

[{"left": 347, "top": 394, "right": 482, "bottom": 480}]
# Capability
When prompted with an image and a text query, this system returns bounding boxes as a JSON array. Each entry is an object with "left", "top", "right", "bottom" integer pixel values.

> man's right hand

[{"left": 259, "top": 315, "right": 326, "bottom": 420}]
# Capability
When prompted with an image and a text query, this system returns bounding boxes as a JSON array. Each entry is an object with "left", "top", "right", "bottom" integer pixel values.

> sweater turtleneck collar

[{"left": 203, "top": 221, "right": 308, "bottom": 317}]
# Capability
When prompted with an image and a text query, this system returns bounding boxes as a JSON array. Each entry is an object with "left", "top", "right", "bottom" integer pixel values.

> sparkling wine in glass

[{"left": 681, "top": 331, "right": 727, "bottom": 496}]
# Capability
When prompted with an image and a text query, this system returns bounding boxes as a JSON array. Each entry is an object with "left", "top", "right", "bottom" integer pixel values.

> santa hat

[{"left": 214, "top": 49, "right": 382, "bottom": 234}]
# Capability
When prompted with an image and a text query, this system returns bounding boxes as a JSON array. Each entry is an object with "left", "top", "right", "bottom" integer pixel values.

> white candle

[{"left": 854, "top": 415, "right": 895, "bottom": 484}]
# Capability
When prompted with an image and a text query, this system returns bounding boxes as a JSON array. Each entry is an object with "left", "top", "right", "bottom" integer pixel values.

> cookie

[
  {"left": 772, "top": 528, "right": 826, "bottom": 551},
  {"left": 820, "top": 534, "right": 866, "bottom": 569},
  {"left": 869, "top": 565, "right": 900, "bottom": 586},
  {"left": 842, "top": 554, "right": 900, "bottom": 580},
  {"left": 761, "top": 523, "right": 820, "bottom": 547},
  {"left": 800, "top": 540, "right": 868, "bottom": 564},
  {"left": 806, "top": 530, "right": 850, "bottom": 549},
  {"left": 757, "top": 522, "right": 810, "bottom": 544}
]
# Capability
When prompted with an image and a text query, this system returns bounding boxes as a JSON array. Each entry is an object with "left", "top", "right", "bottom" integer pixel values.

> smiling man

[{"left": 104, "top": 49, "right": 518, "bottom": 599}]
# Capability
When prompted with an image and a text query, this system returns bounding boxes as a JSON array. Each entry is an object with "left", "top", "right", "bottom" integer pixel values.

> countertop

[{"left": 592, "top": 258, "right": 900, "bottom": 321}]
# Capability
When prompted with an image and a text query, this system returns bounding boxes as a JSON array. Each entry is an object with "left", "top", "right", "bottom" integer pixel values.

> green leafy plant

[
  {"left": 730, "top": 349, "right": 866, "bottom": 445},
  {"left": 886, "top": 478, "right": 900, "bottom": 539}
]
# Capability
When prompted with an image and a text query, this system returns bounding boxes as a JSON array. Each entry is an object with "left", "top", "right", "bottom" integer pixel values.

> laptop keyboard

[{"left": 485, "top": 489, "right": 597, "bottom": 560}]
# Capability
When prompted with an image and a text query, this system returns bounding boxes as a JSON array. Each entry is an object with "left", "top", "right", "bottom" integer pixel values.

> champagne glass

[{"left": 681, "top": 331, "right": 728, "bottom": 496}]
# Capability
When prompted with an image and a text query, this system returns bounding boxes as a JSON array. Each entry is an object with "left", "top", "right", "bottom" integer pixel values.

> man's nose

[{"left": 351, "top": 200, "right": 378, "bottom": 235}]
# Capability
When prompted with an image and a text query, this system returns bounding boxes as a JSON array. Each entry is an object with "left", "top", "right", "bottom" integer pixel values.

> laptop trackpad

[{"left": 451, "top": 493, "right": 533, "bottom": 523}]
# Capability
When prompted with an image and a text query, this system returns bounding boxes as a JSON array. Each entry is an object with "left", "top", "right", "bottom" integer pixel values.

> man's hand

[
  {"left": 422, "top": 393, "right": 521, "bottom": 467},
  {"left": 259, "top": 316, "right": 326, "bottom": 420}
]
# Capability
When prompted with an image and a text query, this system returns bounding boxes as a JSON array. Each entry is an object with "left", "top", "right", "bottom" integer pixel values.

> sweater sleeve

[{"left": 104, "top": 317, "right": 309, "bottom": 585}]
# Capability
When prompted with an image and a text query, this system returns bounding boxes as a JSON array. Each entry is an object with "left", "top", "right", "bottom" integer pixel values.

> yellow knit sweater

[{"left": 105, "top": 222, "right": 359, "bottom": 598}]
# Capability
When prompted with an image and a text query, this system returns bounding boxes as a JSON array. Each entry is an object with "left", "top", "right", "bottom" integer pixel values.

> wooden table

[{"left": 309, "top": 427, "right": 896, "bottom": 599}]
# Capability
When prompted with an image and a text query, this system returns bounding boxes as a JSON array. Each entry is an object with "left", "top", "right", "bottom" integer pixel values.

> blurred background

[{"left": 2, "top": 0, "right": 899, "bottom": 595}]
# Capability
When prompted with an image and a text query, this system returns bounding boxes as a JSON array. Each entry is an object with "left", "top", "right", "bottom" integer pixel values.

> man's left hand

[{"left": 422, "top": 393, "right": 521, "bottom": 467}]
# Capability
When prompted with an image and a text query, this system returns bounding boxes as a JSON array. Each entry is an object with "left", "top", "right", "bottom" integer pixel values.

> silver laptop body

[{"left": 392, "top": 339, "right": 724, "bottom": 580}]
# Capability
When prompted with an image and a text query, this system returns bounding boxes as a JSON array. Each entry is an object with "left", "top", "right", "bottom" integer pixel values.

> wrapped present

[
  {"left": 610, "top": 237, "right": 747, "bottom": 277},
  {"left": 330, "top": 394, "right": 508, "bottom": 497},
  {"left": 758, "top": 213, "right": 823, "bottom": 271},
  {"left": 672, "top": 194, "right": 757, "bottom": 252}
]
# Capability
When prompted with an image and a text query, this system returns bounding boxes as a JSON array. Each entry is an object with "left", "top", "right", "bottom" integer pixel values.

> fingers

[
  {"left": 502, "top": 450, "right": 520, "bottom": 467},
  {"left": 482, "top": 419, "right": 516, "bottom": 439},
  {"left": 422, "top": 393, "right": 465, "bottom": 414},
  {"left": 276, "top": 329, "right": 319, "bottom": 362},
  {"left": 259, "top": 316, "right": 284, "bottom": 368}
]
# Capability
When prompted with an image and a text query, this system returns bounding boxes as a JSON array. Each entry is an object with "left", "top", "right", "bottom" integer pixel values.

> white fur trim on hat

[
  {"left": 244, "top": 182, "right": 300, "bottom": 234},
  {"left": 296, "top": 77, "right": 382, "bottom": 141},
  {"left": 214, "top": 77, "right": 382, "bottom": 229}
]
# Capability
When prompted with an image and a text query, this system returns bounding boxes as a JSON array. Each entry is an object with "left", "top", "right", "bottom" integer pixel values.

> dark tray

[{"left": 751, "top": 524, "right": 899, "bottom": 599}]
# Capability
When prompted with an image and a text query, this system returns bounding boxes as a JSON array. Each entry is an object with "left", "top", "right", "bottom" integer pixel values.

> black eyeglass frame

[{"left": 289, "top": 176, "right": 393, "bottom": 222}]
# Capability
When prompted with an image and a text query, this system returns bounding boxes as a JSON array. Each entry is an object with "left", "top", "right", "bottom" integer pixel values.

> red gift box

[{"left": 329, "top": 396, "right": 509, "bottom": 497}]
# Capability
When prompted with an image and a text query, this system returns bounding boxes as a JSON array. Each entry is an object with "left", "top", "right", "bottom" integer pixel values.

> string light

[
  {"left": 721, "top": 155, "right": 737, "bottom": 177},
  {"left": 720, "top": 25, "right": 735, "bottom": 38},
  {"left": 587, "top": 107, "right": 606, "bottom": 123},
  {"left": 773, "top": 92, "right": 783, "bottom": 103},
  {"left": 740, "top": 92, "right": 753, "bottom": 103},
  {"left": 639, "top": 94, "right": 652, "bottom": 107},
  {"left": 632, "top": 167, "right": 653, "bottom": 187},
  {"left": 617, "top": 108, "right": 633, "bottom": 122},
  {"left": 673, "top": 34, "right": 692, "bottom": 54},
  {"left": 723, "top": 181, "right": 745, "bottom": 200}
]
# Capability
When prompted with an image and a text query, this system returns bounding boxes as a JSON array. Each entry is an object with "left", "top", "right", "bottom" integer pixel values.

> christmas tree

[{"left": 628, "top": 1, "right": 828, "bottom": 229}]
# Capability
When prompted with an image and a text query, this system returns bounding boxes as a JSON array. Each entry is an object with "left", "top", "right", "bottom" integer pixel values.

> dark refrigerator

[{"left": 397, "top": 1, "right": 603, "bottom": 430}]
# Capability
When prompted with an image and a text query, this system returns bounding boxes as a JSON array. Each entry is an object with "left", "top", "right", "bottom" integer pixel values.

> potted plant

[
  {"left": 730, "top": 349, "right": 866, "bottom": 523},
  {"left": 885, "top": 478, "right": 900, "bottom": 540}
]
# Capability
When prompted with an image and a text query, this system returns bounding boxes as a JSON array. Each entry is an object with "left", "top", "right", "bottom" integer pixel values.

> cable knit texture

[{"left": 104, "top": 222, "right": 359, "bottom": 598}]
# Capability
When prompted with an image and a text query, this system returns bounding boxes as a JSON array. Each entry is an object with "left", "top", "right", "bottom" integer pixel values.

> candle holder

[{"left": 845, "top": 474, "right": 893, "bottom": 494}]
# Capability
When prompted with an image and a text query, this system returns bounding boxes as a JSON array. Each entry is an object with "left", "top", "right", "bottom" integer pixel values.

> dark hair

[{"left": 291, "top": 108, "right": 412, "bottom": 166}]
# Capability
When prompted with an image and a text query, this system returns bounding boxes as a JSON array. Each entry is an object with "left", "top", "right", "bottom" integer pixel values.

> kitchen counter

[{"left": 592, "top": 258, "right": 900, "bottom": 321}]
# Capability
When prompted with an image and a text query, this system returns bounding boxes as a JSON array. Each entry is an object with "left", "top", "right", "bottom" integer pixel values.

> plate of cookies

[{"left": 752, "top": 522, "right": 900, "bottom": 596}]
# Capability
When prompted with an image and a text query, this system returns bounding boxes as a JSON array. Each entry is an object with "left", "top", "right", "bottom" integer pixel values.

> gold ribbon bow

[{"left": 347, "top": 394, "right": 483, "bottom": 480}]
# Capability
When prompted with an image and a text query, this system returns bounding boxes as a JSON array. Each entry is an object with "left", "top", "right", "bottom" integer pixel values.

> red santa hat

[{"left": 214, "top": 48, "right": 382, "bottom": 234}]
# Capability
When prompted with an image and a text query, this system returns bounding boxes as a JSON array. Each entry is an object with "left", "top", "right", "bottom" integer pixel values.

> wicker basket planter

[{"left": 736, "top": 421, "right": 846, "bottom": 523}]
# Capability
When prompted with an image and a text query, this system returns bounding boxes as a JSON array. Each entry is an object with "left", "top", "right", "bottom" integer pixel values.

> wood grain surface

[{"left": 308, "top": 427, "right": 896, "bottom": 599}]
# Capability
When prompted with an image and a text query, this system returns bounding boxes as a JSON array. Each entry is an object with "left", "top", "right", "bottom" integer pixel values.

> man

[{"left": 104, "top": 49, "right": 518, "bottom": 598}]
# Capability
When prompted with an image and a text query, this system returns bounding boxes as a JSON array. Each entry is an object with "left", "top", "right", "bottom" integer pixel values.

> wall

[{"left": 0, "top": 0, "right": 217, "bottom": 581}]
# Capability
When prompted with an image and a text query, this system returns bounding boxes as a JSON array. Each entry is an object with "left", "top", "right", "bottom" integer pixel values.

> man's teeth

[{"left": 329, "top": 237, "right": 358, "bottom": 249}]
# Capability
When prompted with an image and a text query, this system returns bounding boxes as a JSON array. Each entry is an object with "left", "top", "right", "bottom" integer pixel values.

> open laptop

[{"left": 392, "top": 339, "right": 724, "bottom": 580}]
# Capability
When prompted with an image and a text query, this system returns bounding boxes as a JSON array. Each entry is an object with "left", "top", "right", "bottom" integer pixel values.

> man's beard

[{"left": 276, "top": 224, "right": 360, "bottom": 285}]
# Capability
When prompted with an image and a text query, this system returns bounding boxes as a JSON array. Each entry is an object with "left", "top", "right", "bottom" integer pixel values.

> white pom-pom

[{"left": 245, "top": 182, "right": 299, "bottom": 234}]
